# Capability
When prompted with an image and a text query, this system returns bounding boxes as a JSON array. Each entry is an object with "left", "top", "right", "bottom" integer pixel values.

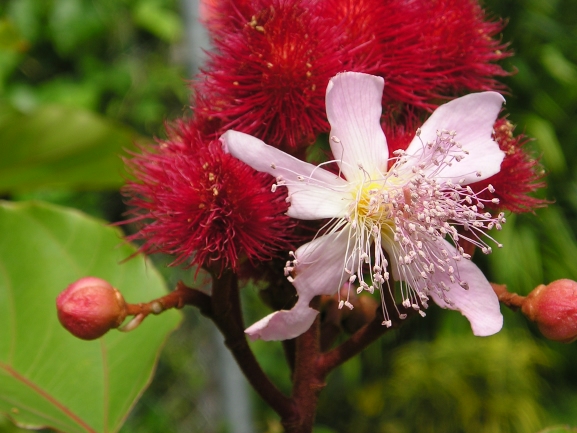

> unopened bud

[
  {"left": 521, "top": 279, "right": 577, "bottom": 343},
  {"left": 56, "top": 277, "right": 128, "bottom": 340}
]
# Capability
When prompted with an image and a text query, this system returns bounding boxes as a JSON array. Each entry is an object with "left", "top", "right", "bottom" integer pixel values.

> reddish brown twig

[
  {"left": 125, "top": 281, "right": 212, "bottom": 317},
  {"left": 207, "top": 271, "right": 297, "bottom": 422},
  {"left": 491, "top": 282, "right": 526, "bottom": 310},
  {"left": 282, "top": 298, "right": 325, "bottom": 433}
]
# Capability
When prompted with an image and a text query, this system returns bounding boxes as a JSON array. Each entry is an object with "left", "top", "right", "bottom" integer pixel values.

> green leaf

[
  {"left": 489, "top": 213, "right": 543, "bottom": 294},
  {"left": 540, "top": 45, "right": 577, "bottom": 85},
  {"left": 48, "top": 0, "right": 106, "bottom": 56},
  {"left": 0, "top": 104, "right": 149, "bottom": 193},
  {"left": 133, "top": 1, "right": 183, "bottom": 43},
  {"left": 522, "top": 114, "right": 567, "bottom": 174},
  {"left": 0, "top": 200, "right": 181, "bottom": 433}
]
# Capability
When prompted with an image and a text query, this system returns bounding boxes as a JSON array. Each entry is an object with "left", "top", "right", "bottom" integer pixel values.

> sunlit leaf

[
  {"left": 0, "top": 201, "right": 181, "bottom": 432},
  {"left": 537, "top": 427, "right": 577, "bottom": 433},
  {"left": 133, "top": 1, "right": 183, "bottom": 43}
]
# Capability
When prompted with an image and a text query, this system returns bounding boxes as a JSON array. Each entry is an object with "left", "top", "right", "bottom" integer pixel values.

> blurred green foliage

[
  {"left": 1, "top": 0, "right": 577, "bottom": 432},
  {"left": 0, "top": 0, "right": 188, "bottom": 137},
  {"left": 317, "top": 330, "right": 554, "bottom": 433},
  {"left": 484, "top": 0, "right": 577, "bottom": 296}
]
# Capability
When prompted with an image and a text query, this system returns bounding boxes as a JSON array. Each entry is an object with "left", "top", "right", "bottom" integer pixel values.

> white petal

[
  {"left": 326, "top": 72, "right": 389, "bottom": 182},
  {"left": 428, "top": 241, "right": 503, "bottom": 336},
  {"left": 221, "top": 130, "right": 350, "bottom": 219},
  {"left": 405, "top": 92, "right": 505, "bottom": 184},
  {"left": 292, "top": 229, "right": 356, "bottom": 300},
  {"left": 245, "top": 298, "right": 319, "bottom": 341},
  {"left": 244, "top": 229, "right": 355, "bottom": 341}
]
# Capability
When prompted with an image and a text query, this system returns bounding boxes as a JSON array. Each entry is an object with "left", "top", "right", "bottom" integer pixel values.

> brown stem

[
  {"left": 125, "top": 281, "right": 211, "bottom": 317},
  {"left": 283, "top": 298, "right": 325, "bottom": 433},
  {"left": 208, "top": 271, "right": 297, "bottom": 422},
  {"left": 491, "top": 282, "right": 526, "bottom": 310}
]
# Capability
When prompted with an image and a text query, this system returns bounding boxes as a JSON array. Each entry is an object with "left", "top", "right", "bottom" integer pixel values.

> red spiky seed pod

[
  {"left": 123, "top": 118, "right": 294, "bottom": 273},
  {"left": 322, "top": 0, "right": 510, "bottom": 111},
  {"left": 198, "top": 0, "right": 348, "bottom": 150}
]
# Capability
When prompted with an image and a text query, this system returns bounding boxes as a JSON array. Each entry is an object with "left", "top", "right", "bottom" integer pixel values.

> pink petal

[
  {"left": 244, "top": 229, "right": 355, "bottom": 340},
  {"left": 428, "top": 241, "right": 503, "bottom": 336},
  {"left": 221, "top": 130, "right": 350, "bottom": 219},
  {"left": 245, "top": 298, "right": 319, "bottom": 341},
  {"left": 405, "top": 92, "right": 505, "bottom": 185},
  {"left": 292, "top": 229, "right": 356, "bottom": 299},
  {"left": 325, "top": 72, "right": 389, "bottom": 183}
]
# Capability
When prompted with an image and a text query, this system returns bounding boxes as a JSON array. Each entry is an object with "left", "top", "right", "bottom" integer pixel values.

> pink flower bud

[
  {"left": 56, "top": 277, "right": 127, "bottom": 340},
  {"left": 521, "top": 279, "right": 577, "bottom": 343}
]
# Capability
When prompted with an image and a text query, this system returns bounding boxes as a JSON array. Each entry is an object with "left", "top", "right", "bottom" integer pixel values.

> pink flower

[{"left": 222, "top": 72, "right": 505, "bottom": 340}]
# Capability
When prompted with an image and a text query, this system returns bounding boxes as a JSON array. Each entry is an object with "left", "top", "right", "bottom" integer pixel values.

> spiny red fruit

[
  {"left": 322, "top": 0, "right": 509, "bottom": 112},
  {"left": 521, "top": 279, "right": 577, "bottom": 343},
  {"left": 57, "top": 277, "right": 127, "bottom": 340},
  {"left": 200, "top": 0, "right": 509, "bottom": 152},
  {"left": 198, "top": 0, "right": 349, "bottom": 150},
  {"left": 123, "top": 118, "right": 294, "bottom": 273},
  {"left": 411, "top": 0, "right": 510, "bottom": 98},
  {"left": 469, "top": 118, "right": 547, "bottom": 213}
]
